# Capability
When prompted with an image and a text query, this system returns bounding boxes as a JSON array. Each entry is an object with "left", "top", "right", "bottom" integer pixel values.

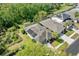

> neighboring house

[
  {"left": 55, "top": 13, "right": 75, "bottom": 30},
  {"left": 74, "top": 18, "right": 79, "bottom": 23},
  {"left": 56, "top": 13, "right": 71, "bottom": 22},
  {"left": 65, "top": 11, "right": 76, "bottom": 21},
  {"left": 63, "top": 20, "right": 74, "bottom": 30},
  {"left": 77, "top": 19, "right": 79, "bottom": 23},
  {"left": 64, "top": 8, "right": 79, "bottom": 22},
  {"left": 25, "top": 24, "right": 52, "bottom": 44},
  {"left": 40, "top": 17, "right": 65, "bottom": 34}
]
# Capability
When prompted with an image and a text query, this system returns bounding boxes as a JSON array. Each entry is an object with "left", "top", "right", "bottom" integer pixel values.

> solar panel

[{"left": 27, "top": 29, "right": 37, "bottom": 37}]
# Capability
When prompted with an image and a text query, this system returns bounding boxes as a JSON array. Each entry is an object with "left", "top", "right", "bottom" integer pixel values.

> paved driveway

[
  {"left": 60, "top": 34, "right": 75, "bottom": 45},
  {"left": 72, "top": 28, "right": 79, "bottom": 34}
]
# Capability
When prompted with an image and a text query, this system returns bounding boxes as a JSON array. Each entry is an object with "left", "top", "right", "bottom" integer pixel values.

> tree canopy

[{"left": 0, "top": 3, "right": 70, "bottom": 30}]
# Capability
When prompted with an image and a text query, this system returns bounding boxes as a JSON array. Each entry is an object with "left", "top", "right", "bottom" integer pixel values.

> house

[
  {"left": 64, "top": 9, "right": 79, "bottom": 22},
  {"left": 74, "top": 18, "right": 79, "bottom": 23},
  {"left": 25, "top": 24, "right": 52, "bottom": 44},
  {"left": 56, "top": 13, "right": 71, "bottom": 22},
  {"left": 77, "top": 19, "right": 79, "bottom": 23},
  {"left": 55, "top": 13, "right": 74, "bottom": 30},
  {"left": 40, "top": 17, "right": 65, "bottom": 34},
  {"left": 25, "top": 15, "right": 74, "bottom": 44}
]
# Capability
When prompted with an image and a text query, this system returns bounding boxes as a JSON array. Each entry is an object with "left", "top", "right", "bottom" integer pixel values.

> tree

[
  {"left": 34, "top": 11, "right": 47, "bottom": 22},
  {"left": 75, "top": 12, "right": 79, "bottom": 18},
  {"left": 0, "top": 3, "right": 73, "bottom": 30}
]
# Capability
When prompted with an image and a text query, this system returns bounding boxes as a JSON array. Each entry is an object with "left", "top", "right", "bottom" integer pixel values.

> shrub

[
  {"left": 57, "top": 38, "right": 63, "bottom": 43},
  {"left": 21, "top": 29, "right": 26, "bottom": 34}
]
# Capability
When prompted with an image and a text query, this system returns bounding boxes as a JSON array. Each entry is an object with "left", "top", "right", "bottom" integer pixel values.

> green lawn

[
  {"left": 65, "top": 30, "right": 74, "bottom": 36},
  {"left": 52, "top": 38, "right": 63, "bottom": 47},
  {"left": 57, "top": 42, "right": 68, "bottom": 51},
  {"left": 75, "top": 12, "right": 79, "bottom": 18},
  {"left": 52, "top": 32, "right": 63, "bottom": 47},
  {"left": 74, "top": 23, "right": 79, "bottom": 29},
  {"left": 76, "top": 37, "right": 79, "bottom": 40},
  {"left": 71, "top": 33, "right": 79, "bottom": 39},
  {"left": 56, "top": 42, "right": 68, "bottom": 56},
  {"left": 52, "top": 41, "right": 60, "bottom": 47},
  {"left": 54, "top": 5, "right": 74, "bottom": 15}
]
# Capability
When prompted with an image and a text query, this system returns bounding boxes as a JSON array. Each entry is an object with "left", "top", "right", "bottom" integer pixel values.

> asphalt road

[{"left": 66, "top": 39, "right": 79, "bottom": 56}]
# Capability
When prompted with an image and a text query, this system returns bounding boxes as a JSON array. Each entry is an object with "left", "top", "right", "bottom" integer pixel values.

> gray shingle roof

[
  {"left": 63, "top": 13, "right": 70, "bottom": 19},
  {"left": 25, "top": 24, "right": 46, "bottom": 38},
  {"left": 27, "top": 29, "right": 37, "bottom": 37},
  {"left": 56, "top": 13, "right": 70, "bottom": 20},
  {"left": 40, "top": 18, "right": 65, "bottom": 34}
]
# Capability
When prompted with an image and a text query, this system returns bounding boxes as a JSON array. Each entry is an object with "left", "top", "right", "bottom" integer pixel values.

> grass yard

[
  {"left": 52, "top": 38, "right": 63, "bottom": 47},
  {"left": 76, "top": 37, "right": 79, "bottom": 40},
  {"left": 57, "top": 42, "right": 68, "bottom": 56},
  {"left": 65, "top": 30, "right": 74, "bottom": 36},
  {"left": 57, "top": 42, "right": 68, "bottom": 51},
  {"left": 54, "top": 5, "right": 74, "bottom": 15},
  {"left": 52, "top": 41, "right": 60, "bottom": 47},
  {"left": 71, "top": 33, "right": 79, "bottom": 39},
  {"left": 74, "top": 23, "right": 79, "bottom": 29},
  {"left": 56, "top": 42, "right": 68, "bottom": 56}
]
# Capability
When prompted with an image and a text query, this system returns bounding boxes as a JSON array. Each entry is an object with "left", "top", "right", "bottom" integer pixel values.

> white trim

[
  {"left": 51, "top": 17, "right": 63, "bottom": 23},
  {"left": 27, "top": 32, "right": 34, "bottom": 39}
]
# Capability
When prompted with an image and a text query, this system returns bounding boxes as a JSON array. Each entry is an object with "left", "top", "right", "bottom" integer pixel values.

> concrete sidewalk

[
  {"left": 60, "top": 34, "right": 75, "bottom": 45},
  {"left": 72, "top": 28, "right": 79, "bottom": 34},
  {"left": 69, "top": 32, "right": 76, "bottom": 37}
]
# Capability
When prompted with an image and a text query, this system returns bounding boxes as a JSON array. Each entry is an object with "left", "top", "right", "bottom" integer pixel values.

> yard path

[{"left": 60, "top": 34, "right": 75, "bottom": 45}]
